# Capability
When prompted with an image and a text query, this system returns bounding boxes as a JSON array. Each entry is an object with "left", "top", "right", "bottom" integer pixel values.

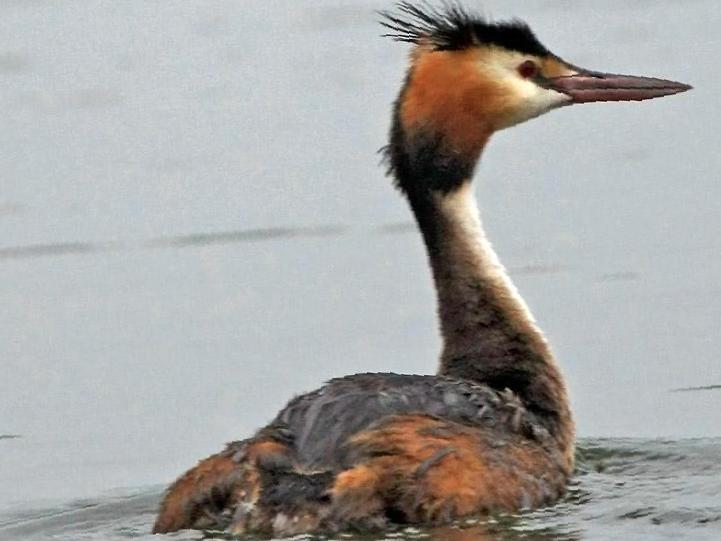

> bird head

[{"left": 382, "top": 2, "right": 691, "bottom": 194}]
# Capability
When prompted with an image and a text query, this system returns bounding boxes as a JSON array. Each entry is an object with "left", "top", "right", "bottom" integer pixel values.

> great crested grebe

[{"left": 154, "top": 2, "right": 690, "bottom": 536}]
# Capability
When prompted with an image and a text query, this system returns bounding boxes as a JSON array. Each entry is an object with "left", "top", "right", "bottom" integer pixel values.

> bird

[{"left": 153, "top": 2, "right": 690, "bottom": 537}]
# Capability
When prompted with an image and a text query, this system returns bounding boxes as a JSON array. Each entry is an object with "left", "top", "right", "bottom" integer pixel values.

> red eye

[{"left": 518, "top": 60, "right": 539, "bottom": 79}]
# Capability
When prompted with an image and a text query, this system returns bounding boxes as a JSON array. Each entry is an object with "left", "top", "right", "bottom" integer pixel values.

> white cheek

[{"left": 497, "top": 78, "right": 571, "bottom": 130}]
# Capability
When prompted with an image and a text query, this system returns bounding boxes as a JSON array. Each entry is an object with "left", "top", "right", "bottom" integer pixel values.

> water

[
  {"left": 2, "top": 440, "right": 720, "bottom": 540},
  {"left": 1, "top": 1, "right": 719, "bottom": 539}
]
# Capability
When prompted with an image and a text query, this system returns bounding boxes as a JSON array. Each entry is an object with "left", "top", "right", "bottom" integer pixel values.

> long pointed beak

[{"left": 547, "top": 70, "right": 692, "bottom": 104}]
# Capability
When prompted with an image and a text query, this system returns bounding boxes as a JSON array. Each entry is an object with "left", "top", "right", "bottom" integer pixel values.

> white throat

[{"left": 433, "top": 182, "right": 549, "bottom": 349}]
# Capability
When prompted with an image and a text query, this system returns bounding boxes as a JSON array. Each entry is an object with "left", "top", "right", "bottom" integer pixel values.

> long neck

[{"left": 405, "top": 181, "right": 573, "bottom": 455}]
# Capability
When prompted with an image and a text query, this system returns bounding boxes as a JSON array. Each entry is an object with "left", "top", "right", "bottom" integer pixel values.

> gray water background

[{"left": 0, "top": 1, "right": 719, "bottom": 539}]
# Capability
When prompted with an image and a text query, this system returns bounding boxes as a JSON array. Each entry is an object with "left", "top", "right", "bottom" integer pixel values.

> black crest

[{"left": 380, "top": 1, "right": 550, "bottom": 57}]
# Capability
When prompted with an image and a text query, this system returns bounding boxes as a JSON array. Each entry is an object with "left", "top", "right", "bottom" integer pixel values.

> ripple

[
  {"left": 149, "top": 225, "right": 346, "bottom": 248},
  {"left": 0, "top": 226, "right": 346, "bottom": 261},
  {"left": 598, "top": 271, "right": 641, "bottom": 283},
  {"left": 0, "top": 242, "right": 101, "bottom": 260},
  {"left": 0, "top": 242, "right": 120, "bottom": 260},
  {"left": 671, "top": 385, "right": 721, "bottom": 393},
  {"left": 0, "top": 489, "right": 163, "bottom": 541}
]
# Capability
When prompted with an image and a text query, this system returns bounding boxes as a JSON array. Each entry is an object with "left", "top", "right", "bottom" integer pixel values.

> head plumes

[{"left": 380, "top": 1, "right": 550, "bottom": 56}]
